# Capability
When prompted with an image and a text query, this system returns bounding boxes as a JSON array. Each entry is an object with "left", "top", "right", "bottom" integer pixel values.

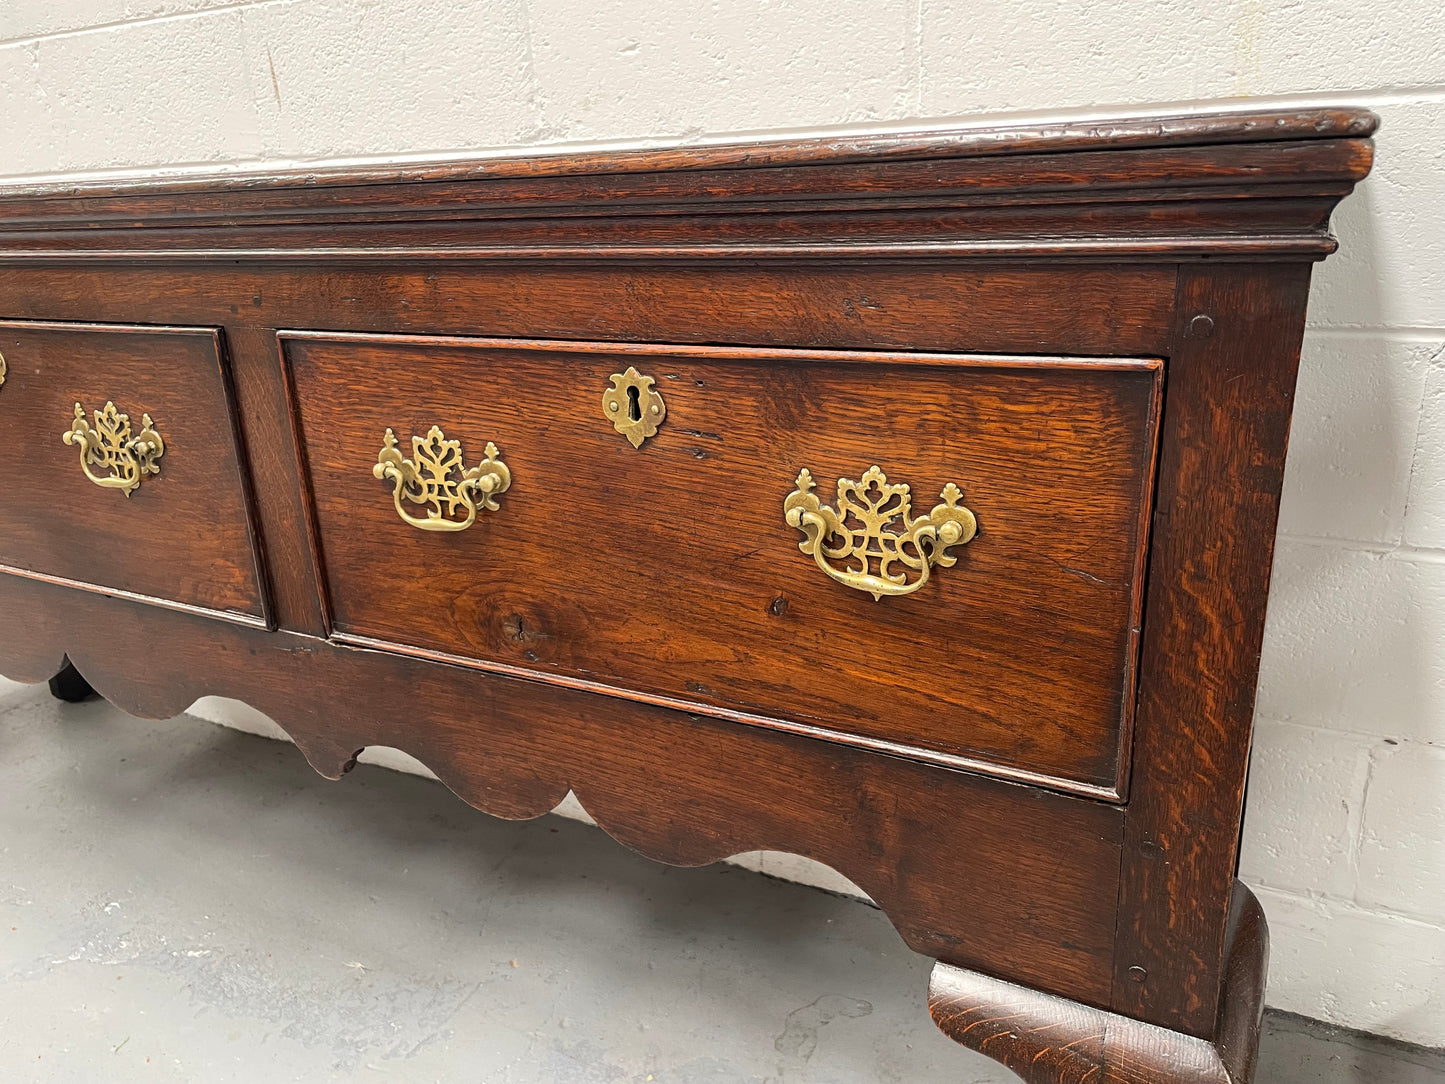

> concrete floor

[{"left": 2, "top": 678, "right": 1442, "bottom": 1084}]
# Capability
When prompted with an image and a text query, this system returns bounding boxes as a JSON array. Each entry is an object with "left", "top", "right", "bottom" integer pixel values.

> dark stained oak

[
  {"left": 0, "top": 320, "right": 267, "bottom": 625},
  {"left": 0, "top": 106, "right": 1374, "bottom": 201},
  {"left": 0, "top": 264, "right": 1181, "bottom": 358},
  {"left": 930, "top": 882, "right": 1268, "bottom": 1083},
  {"left": 0, "top": 105, "right": 1374, "bottom": 1082},
  {"left": 1109, "top": 265, "right": 1312, "bottom": 1036},
  {"left": 223, "top": 325, "right": 327, "bottom": 635},
  {"left": 0, "top": 109, "right": 1372, "bottom": 263},
  {"left": 284, "top": 334, "right": 1161, "bottom": 796},
  {"left": 0, "top": 571, "right": 1125, "bottom": 1005}
]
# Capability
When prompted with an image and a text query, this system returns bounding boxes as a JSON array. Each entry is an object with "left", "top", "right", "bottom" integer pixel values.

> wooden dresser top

[{"left": 0, "top": 106, "right": 1376, "bottom": 263}]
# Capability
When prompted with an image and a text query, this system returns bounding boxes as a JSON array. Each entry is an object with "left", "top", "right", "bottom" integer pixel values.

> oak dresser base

[{"left": 0, "top": 105, "right": 1374, "bottom": 1081}]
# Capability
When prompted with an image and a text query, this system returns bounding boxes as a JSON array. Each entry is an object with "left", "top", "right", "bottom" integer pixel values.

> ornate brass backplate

[
  {"left": 373, "top": 425, "right": 510, "bottom": 532},
  {"left": 784, "top": 465, "right": 977, "bottom": 600},
  {"left": 601, "top": 366, "right": 665, "bottom": 448},
  {"left": 62, "top": 401, "right": 165, "bottom": 497},
  {"left": 0, "top": 350, "right": 6, "bottom": 388}
]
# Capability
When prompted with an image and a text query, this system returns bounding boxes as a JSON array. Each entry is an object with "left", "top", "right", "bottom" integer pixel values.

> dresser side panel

[{"left": 1113, "top": 263, "right": 1311, "bottom": 1036}]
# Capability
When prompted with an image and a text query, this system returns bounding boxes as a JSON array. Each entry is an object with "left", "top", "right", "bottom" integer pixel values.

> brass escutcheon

[
  {"left": 783, "top": 465, "right": 977, "bottom": 600},
  {"left": 601, "top": 366, "right": 665, "bottom": 448},
  {"left": 373, "top": 424, "right": 510, "bottom": 532},
  {"left": 62, "top": 400, "right": 165, "bottom": 497}
]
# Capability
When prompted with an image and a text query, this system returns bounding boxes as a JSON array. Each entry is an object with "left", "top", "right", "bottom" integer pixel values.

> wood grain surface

[
  {"left": 0, "top": 320, "right": 266, "bottom": 623},
  {"left": 0, "top": 264, "right": 1180, "bottom": 358},
  {"left": 0, "top": 105, "right": 1377, "bottom": 1082},
  {"left": 0, "top": 571, "right": 1126, "bottom": 1007},
  {"left": 1109, "top": 265, "right": 1312, "bottom": 1037},
  {"left": 0, "top": 106, "right": 1376, "bottom": 200},
  {"left": 285, "top": 334, "right": 1160, "bottom": 795},
  {"left": 929, "top": 882, "right": 1267, "bottom": 1083},
  {"left": 0, "top": 108, "right": 1374, "bottom": 264},
  {"left": 222, "top": 325, "right": 327, "bottom": 634}
]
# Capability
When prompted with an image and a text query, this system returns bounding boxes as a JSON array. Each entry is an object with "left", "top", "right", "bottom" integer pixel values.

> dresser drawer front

[
  {"left": 0, "top": 321, "right": 266, "bottom": 623},
  {"left": 285, "top": 333, "right": 1160, "bottom": 793}
]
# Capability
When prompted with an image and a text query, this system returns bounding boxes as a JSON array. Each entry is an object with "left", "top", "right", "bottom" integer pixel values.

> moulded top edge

[{"left": 0, "top": 106, "right": 1378, "bottom": 204}]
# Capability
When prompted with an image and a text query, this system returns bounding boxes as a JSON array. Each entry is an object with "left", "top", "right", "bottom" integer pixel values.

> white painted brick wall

[{"left": 1, "top": 0, "right": 1442, "bottom": 1047}]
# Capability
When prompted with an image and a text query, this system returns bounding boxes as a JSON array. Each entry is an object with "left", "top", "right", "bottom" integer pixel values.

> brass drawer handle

[
  {"left": 373, "top": 425, "right": 511, "bottom": 532},
  {"left": 784, "top": 466, "right": 976, "bottom": 600},
  {"left": 62, "top": 401, "right": 166, "bottom": 497}
]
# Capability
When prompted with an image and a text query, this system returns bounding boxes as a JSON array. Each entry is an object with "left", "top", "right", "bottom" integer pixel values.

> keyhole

[{"left": 626, "top": 384, "right": 641, "bottom": 422}]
